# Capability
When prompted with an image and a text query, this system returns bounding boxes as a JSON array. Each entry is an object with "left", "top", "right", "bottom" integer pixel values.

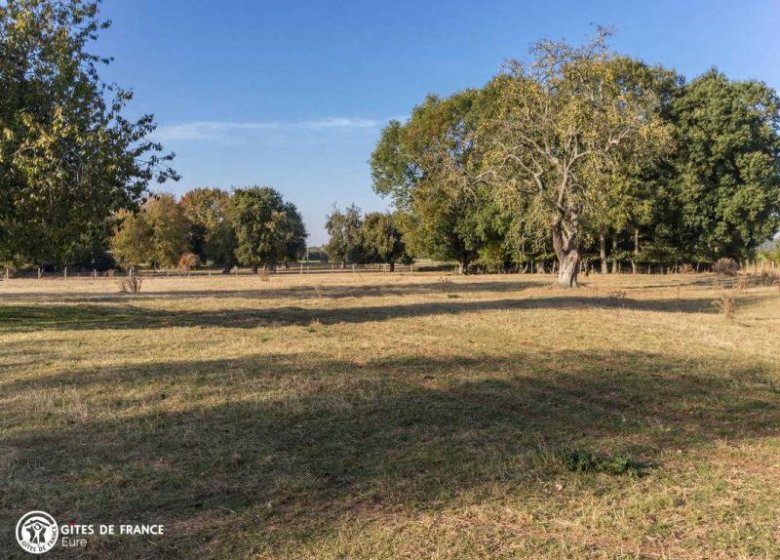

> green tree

[
  {"left": 232, "top": 187, "right": 306, "bottom": 272},
  {"left": 371, "top": 91, "right": 490, "bottom": 273},
  {"left": 179, "top": 188, "right": 235, "bottom": 267},
  {"left": 282, "top": 201, "right": 308, "bottom": 266},
  {"left": 325, "top": 204, "right": 364, "bottom": 268},
  {"left": 757, "top": 238, "right": 780, "bottom": 264},
  {"left": 145, "top": 194, "right": 189, "bottom": 268},
  {"left": 110, "top": 210, "right": 152, "bottom": 268},
  {"left": 483, "top": 31, "right": 669, "bottom": 286},
  {"left": 110, "top": 194, "right": 188, "bottom": 269},
  {"left": 668, "top": 70, "right": 780, "bottom": 261},
  {"left": 0, "top": 0, "right": 176, "bottom": 268},
  {"left": 362, "top": 212, "right": 407, "bottom": 271}
]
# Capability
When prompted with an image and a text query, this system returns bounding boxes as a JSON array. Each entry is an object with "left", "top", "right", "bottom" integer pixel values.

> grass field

[{"left": 1, "top": 271, "right": 779, "bottom": 559}]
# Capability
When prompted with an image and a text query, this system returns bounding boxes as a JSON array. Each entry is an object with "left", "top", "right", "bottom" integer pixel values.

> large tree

[
  {"left": 232, "top": 187, "right": 307, "bottom": 272},
  {"left": 484, "top": 31, "right": 669, "bottom": 286},
  {"left": 0, "top": 0, "right": 177, "bottom": 268},
  {"left": 371, "top": 91, "right": 491, "bottom": 273},
  {"left": 668, "top": 70, "right": 780, "bottom": 261}
]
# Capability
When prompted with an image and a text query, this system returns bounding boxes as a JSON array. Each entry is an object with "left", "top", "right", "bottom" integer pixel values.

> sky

[{"left": 96, "top": 0, "right": 780, "bottom": 245}]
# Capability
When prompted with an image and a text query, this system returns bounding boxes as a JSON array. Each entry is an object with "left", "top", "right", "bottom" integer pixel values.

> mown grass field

[{"left": 1, "top": 271, "right": 779, "bottom": 559}]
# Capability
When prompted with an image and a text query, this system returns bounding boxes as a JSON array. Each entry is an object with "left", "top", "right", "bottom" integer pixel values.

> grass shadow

[
  {"left": 2, "top": 350, "right": 778, "bottom": 558},
  {"left": 2, "top": 292, "right": 769, "bottom": 335}
]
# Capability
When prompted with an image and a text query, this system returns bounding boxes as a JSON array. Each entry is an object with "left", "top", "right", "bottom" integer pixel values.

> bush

[
  {"left": 713, "top": 257, "right": 739, "bottom": 276},
  {"left": 117, "top": 274, "right": 143, "bottom": 293},
  {"left": 177, "top": 252, "right": 201, "bottom": 271},
  {"left": 712, "top": 292, "right": 736, "bottom": 319},
  {"left": 560, "top": 449, "right": 646, "bottom": 476}
]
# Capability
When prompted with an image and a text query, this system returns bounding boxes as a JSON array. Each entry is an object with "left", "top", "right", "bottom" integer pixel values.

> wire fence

[
  {"left": 0, "top": 262, "right": 452, "bottom": 280},
  {"left": 1, "top": 260, "right": 776, "bottom": 281}
]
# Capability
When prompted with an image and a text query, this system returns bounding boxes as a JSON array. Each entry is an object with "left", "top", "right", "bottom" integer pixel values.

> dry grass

[{"left": 1, "top": 272, "right": 779, "bottom": 559}]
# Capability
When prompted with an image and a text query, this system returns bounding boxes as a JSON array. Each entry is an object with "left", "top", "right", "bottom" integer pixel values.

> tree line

[
  {"left": 323, "top": 205, "right": 410, "bottom": 271},
  {"left": 111, "top": 187, "right": 307, "bottom": 272},
  {"left": 368, "top": 30, "right": 780, "bottom": 285},
  {"left": 3, "top": 3, "right": 778, "bottom": 285}
]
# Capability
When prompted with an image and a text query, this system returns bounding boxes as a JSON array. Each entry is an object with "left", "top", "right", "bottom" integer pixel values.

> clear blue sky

[{"left": 97, "top": 0, "right": 779, "bottom": 245}]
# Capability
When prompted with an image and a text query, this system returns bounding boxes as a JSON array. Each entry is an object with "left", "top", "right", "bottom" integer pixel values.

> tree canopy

[
  {"left": 232, "top": 187, "right": 307, "bottom": 272},
  {"left": 370, "top": 31, "right": 780, "bottom": 282},
  {"left": 0, "top": 0, "right": 177, "bottom": 268}
]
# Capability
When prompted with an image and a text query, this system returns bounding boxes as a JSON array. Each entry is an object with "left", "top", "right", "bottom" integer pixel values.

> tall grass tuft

[
  {"left": 117, "top": 274, "right": 143, "bottom": 293},
  {"left": 712, "top": 292, "right": 736, "bottom": 319}
]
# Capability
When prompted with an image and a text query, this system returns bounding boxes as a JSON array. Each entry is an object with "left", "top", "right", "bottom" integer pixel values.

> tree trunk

[
  {"left": 599, "top": 234, "right": 608, "bottom": 274},
  {"left": 557, "top": 249, "right": 580, "bottom": 287},
  {"left": 458, "top": 260, "right": 467, "bottom": 275},
  {"left": 251, "top": 265, "right": 258, "bottom": 274},
  {"left": 389, "top": 261, "right": 395, "bottom": 272},
  {"left": 341, "top": 260, "right": 347, "bottom": 269},
  {"left": 610, "top": 238, "right": 618, "bottom": 274},
  {"left": 552, "top": 209, "right": 580, "bottom": 288}
]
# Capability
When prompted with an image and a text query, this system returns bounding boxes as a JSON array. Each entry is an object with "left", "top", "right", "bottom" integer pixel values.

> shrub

[
  {"left": 750, "top": 270, "right": 779, "bottom": 287},
  {"left": 117, "top": 274, "right": 143, "bottom": 293},
  {"left": 712, "top": 292, "right": 736, "bottom": 319},
  {"left": 177, "top": 252, "right": 201, "bottom": 271},
  {"left": 734, "top": 275, "right": 749, "bottom": 293},
  {"left": 713, "top": 257, "right": 739, "bottom": 276},
  {"left": 560, "top": 449, "right": 647, "bottom": 476},
  {"left": 437, "top": 276, "right": 453, "bottom": 294}
]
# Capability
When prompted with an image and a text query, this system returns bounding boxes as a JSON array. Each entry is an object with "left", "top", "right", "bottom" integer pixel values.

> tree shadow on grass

[
  {"left": 1, "top": 292, "right": 768, "bottom": 335},
  {"left": 0, "top": 279, "right": 547, "bottom": 303},
  {"left": 1, "top": 350, "right": 778, "bottom": 558}
]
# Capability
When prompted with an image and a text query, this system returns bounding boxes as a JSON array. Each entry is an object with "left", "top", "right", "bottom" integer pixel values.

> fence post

[{"left": 64, "top": 267, "right": 68, "bottom": 280}]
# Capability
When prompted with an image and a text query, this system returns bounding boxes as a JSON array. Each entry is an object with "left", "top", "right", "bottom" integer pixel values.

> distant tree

[
  {"left": 668, "top": 71, "right": 780, "bottom": 261},
  {"left": 757, "top": 239, "right": 780, "bottom": 264},
  {"left": 145, "top": 194, "right": 189, "bottom": 268},
  {"left": 306, "top": 246, "right": 329, "bottom": 263},
  {"left": 281, "top": 202, "right": 308, "bottom": 266},
  {"left": 232, "top": 187, "right": 307, "bottom": 272},
  {"left": 325, "top": 204, "right": 364, "bottom": 268},
  {"left": 110, "top": 194, "right": 188, "bottom": 269},
  {"left": 362, "top": 212, "right": 407, "bottom": 271},
  {"left": 179, "top": 188, "right": 235, "bottom": 267},
  {"left": 0, "top": 0, "right": 176, "bottom": 268},
  {"left": 110, "top": 210, "right": 152, "bottom": 268}
]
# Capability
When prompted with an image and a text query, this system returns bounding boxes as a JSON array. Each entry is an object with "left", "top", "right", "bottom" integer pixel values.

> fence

[
  {"left": 0, "top": 262, "right": 445, "bottom": 280},
  {"left": 2, "top": 259, "right": 777, "bottom": 280}
]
